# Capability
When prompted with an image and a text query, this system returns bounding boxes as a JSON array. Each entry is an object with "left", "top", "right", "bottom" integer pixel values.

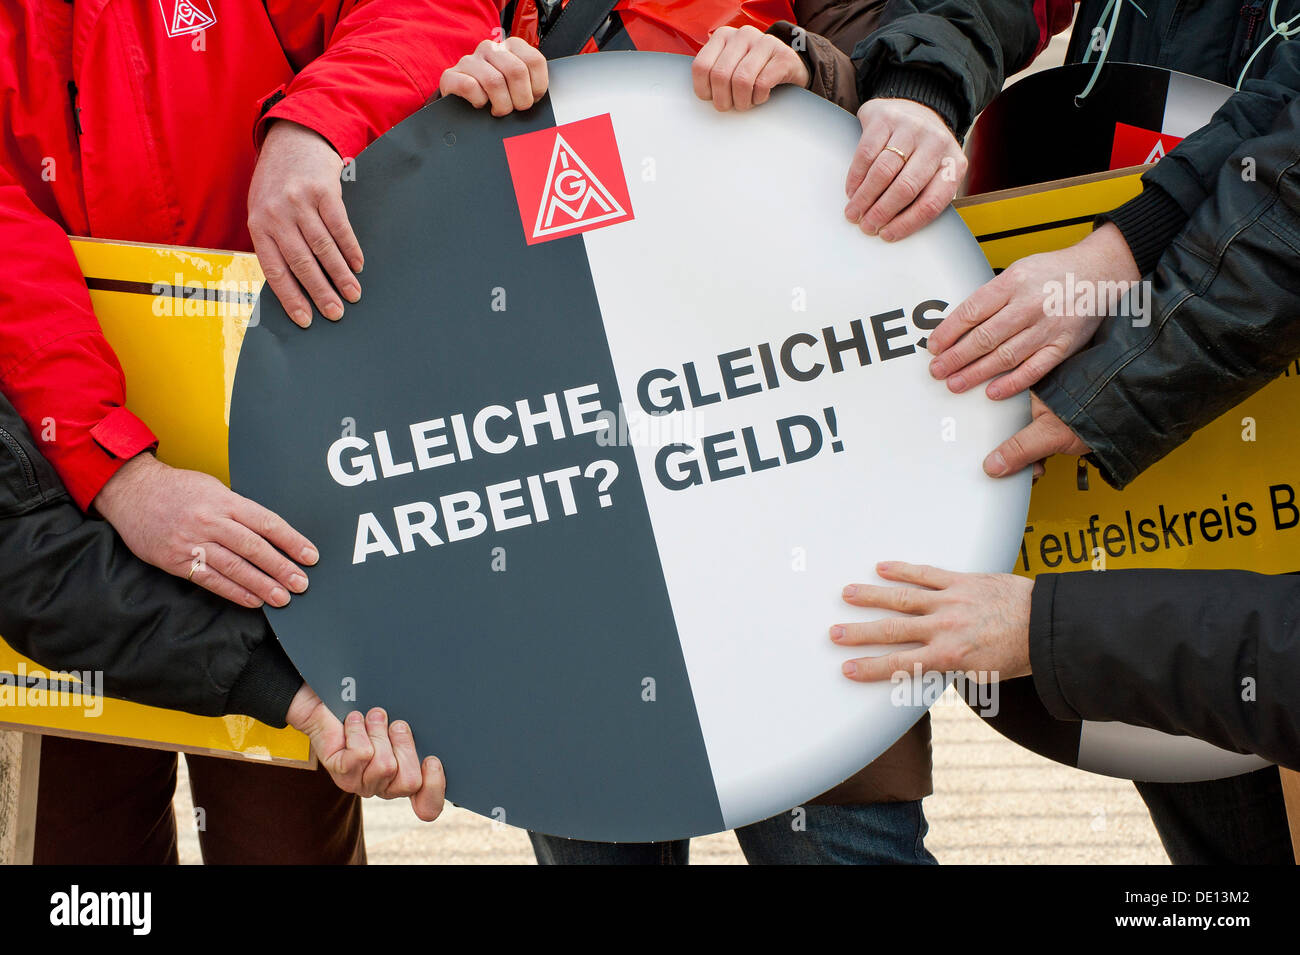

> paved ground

[{"left": 166, "top": 27, "right": 1174, "bottom": 867}]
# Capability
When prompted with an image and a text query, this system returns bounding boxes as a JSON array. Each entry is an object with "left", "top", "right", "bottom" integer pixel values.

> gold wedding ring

[
  {"left": 187, "top": 562, "right": 199, "bottom": 582},
  {"left": 883, "top": 144, "right": 909, "bottom": 161}
]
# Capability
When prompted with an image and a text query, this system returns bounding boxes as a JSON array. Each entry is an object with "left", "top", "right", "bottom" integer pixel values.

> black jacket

[
  {"left": 1030, "top": 568, "right": 1300, "bottom": 770},
  {"left": 1038, "top": 92, "right": 1300, "bottom": 488},
  {"left": 850, "top": 0, "right": 1041, "bottom": 136},
  {"left": 0, "top": 393, "right": 301, "bottom": 726}
]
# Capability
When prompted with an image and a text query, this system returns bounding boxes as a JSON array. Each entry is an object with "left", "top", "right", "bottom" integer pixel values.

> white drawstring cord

[
  {"left": 1077, "top": 0, "right": 1148, "bottom": 104},
  {"left": 1237, "top": 0, "right": 1300, "bottom": 89}
]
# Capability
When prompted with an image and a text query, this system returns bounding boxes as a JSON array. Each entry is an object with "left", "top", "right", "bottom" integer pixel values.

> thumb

[{"left": 984, "top": 417, "right": 1070, "bottom": 477}]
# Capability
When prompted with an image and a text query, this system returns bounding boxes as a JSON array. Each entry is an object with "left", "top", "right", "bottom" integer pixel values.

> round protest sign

[{"left": 230, "top": 52, "right": 1030, "bottom": 842}]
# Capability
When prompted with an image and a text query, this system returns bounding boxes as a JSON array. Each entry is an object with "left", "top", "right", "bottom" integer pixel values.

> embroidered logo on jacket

[{"left": 158, "top": 0, "right": 217, "bottom": 38}]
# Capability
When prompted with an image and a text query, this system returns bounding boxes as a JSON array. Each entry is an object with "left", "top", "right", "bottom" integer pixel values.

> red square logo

[
  {"left": 1110, "top": 122, "right": 1184, "bottom": 169},
  {"left": 503, "top": 114, "right": 634, "bottom": 245}
]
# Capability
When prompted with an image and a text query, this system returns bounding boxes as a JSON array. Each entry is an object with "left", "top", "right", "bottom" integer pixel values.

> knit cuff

[
  {"left": 1096, "top": 184, "right": 1189, "bottom": 276},
  {"left": 866, "top": 66, "right": 964, "bottom": 135},
  {"left": 223, "top": 637, "right": 303, "bottom": 728}
]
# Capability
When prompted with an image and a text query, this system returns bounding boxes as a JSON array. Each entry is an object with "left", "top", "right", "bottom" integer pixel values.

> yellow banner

[
  {"left": 957, "top": 168, "right": 1300, "bottom": 577},
  {"left": 0, "top": 238, "right": 310, "bottom": 765}
]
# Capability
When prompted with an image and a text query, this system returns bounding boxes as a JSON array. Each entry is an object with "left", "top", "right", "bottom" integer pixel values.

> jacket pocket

[{"left": 0, "top": 424, "right": 45, "bottom": 516}]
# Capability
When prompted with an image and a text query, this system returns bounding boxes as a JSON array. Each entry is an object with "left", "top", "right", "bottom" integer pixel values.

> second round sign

[{"left": 230, "top": 52, "right": 1030, "bottom": 842}]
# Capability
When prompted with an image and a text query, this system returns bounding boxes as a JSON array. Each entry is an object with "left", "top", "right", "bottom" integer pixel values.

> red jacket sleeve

[
  {"left": 0, "top": 165, "right": 158, "bottom": 511},
  {"left": 256, "top": 0, "right": 502, "bottom": 159}
]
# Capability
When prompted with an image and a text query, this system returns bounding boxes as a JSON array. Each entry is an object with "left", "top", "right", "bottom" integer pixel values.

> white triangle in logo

[
  {"left": 164, "top": 0, "right": 215, "bottom": 37},
  {"left": 533, "top": 133, "right": 626, "bottom": 239},
  {"left": 1143, "top": 139, "right": 1167, "bottom": 164}
]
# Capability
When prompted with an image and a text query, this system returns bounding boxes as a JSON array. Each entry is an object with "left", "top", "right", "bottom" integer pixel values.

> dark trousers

[
  {"left": 1136, "top": 767, "right": 1294, "bottom": 865},
  {"left": 34, "top": 735, "right": 365, "bottom": 865}
]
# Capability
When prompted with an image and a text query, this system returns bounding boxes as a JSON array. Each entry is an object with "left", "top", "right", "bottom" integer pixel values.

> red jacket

[
  {"left": 506, "top": 0, "right": 794, "bottom": 54},
  {"left": 0, "top": 0, "right": 496, "bottom": 509}
]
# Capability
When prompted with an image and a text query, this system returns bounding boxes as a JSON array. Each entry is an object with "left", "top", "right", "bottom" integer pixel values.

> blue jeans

[{"left": 528, "top": 800, "right": 937, "bottom": 865}]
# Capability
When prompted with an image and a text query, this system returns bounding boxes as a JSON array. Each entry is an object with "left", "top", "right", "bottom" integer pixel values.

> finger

[
  {"left": 692, "top": 32, "right": 728, "bottom": 100},
  {"left": 874, "top": 561, "right": 957, "bottom": 589},
  {"left": 212, "top": 518, "right": 306, "bottom": 598},
  {"left": 751, "top": 48, "right": 792, "bottom": 105},
  {"left": 187, "top": 551, "right": 264, "bottom": 609},
  {"left": 845, "top": 116, "right": 890, "bottom": 199},
  {"left": 986, "top": 344, "right": 1069, "bottom": 400},
  {"left": 278, "top": 226, "right": 343, "bottom": 321},
  {"left": 506, "top": 38, "right": 549, "bottom": 101},
  {"left": 943, "top": 325, "right": 1041, "bottom": 394},
  {"left": 877, "top": 169, "right": 956, "bottom": 242},
  {"left": 299, "top": 698, "right": 345, "bottom": 760},
  {"left": 1031, "top": 461, "right": 1046, "bottom": 482},
  {"left": 831, "top": 613, "right": 932, "bottom": 646},
  {"left": 335, "top": 710, "right": 373, "bottom": 790},
  {"left": 317, "top": 191, "right": 363, "bottom": 278},
  {"left": 440, "top": 69, "right": 490, "bottom": 109},
  {"left": 381, "top": 720, "right": 424, "bottom": 798},
  {"left": 201, "top": 539, "right": 289, "bottom": 608},
  {"left": 410, "top": 757, "right": 446, "bottom": 822},
  {"left": 731, "top": 45, "right": 774, "bottom": 111},
  {"left": 298, "top": 213, "right": 360, "bottom": 312},
  {"left": 846, "top": 132, "right": 912, "bottom": 224},
  {"left": 251, "top": 231, "right": 312, "bottom": 327},
  {"left": 985, "top": 418, "right": 1068, "bottom": 477},
  {"left": 361, "top": 708, "right": 398, "bottom": 797},
  {"left": 707, "top": 35, "right": 750, "bottom": 111},
  {"left": 842, "top": 648, "right": 935, "bottom": 682},
  {"left": 228, "top": 495, "right": 318, "bottom": 567},
  {"left": 927, "top": 278, "right": 1013, "bottom": 360},
  {"left": 836, "top": 581, "right": 937, "bottom": 615},
  {"left": 482, "top": 41, "right": 537, "bottom": 111},
  {"left": 461, "top": 58, "right": 514, "bottom": 116},
  {"left": 859, "top": 141, "right": 942, "bottom": 236}
]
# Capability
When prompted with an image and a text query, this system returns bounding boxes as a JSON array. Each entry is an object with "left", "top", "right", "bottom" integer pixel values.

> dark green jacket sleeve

[
  {"left": 1037, "top": 94, "right": 1300, "bottom": 488},
  {"left": 0, "top": 394, "right": 302, "bottom": 727},
  {"left": 1030, "top": 569, "right": 1300, "bottom": 770},
  {"left": 850, "top": 0, "right": 1039, "bottom": 136}
]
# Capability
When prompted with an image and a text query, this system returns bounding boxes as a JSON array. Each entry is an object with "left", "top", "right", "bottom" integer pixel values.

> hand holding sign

[{"left": 286, "top": 684, "right": 445, "bottom": 821}]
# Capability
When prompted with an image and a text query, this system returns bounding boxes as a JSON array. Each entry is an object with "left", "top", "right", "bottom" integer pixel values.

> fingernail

[
  {"left": 342, "top": 283, "right": 361, "bottom": 302},
  {"left": 245, "top": 595, "right": 264, "bottom": 609},
  {"left": 985, "top": 451, "right": 1007, "bottom": 476},
  {"left": 877, "top": 561, "right": 893, "bottom": 572},
  {"left": 288, "top": 573, "right": 308, "bottom": 593},
  {"left": 392, "top": 721, "right": 409, "bottom": 735},
  {"left": 347, "top": 711, "right": 363, "bottom": 725},
  {"left": 830, "top": 625, "right": 844, "bottom": 642},
  {"left": 842, "top": 584, "right": 857, "bottom": 599},
  {"left": 949, "top": 374, "right": 966, "bottom": 393},
  {"left": 929, "top": 359, "right": 943, "bottom": 379},
  {"left": 879, "top": 230, "right": 895, "bottom": 242},
  {"left": 324, "top": 302, "right": 344, "bottom": 321},
  {"left": 842, "top": 661, "right": 858, "bottom": 677},
  {"left": 301, "top": 546, "right": 319, "bottom": 564},
  {"left": 927, "top": 339, "right": 940, "bottom": 355},
  {"left": 351, "top": 260, "right": 364, "bottom": 274},
  {"left": 270, "top": 587, "right": 290, "bottom": 607},
  {"left": 293, "top": 309, "right": 311, "bottom": 326}
]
